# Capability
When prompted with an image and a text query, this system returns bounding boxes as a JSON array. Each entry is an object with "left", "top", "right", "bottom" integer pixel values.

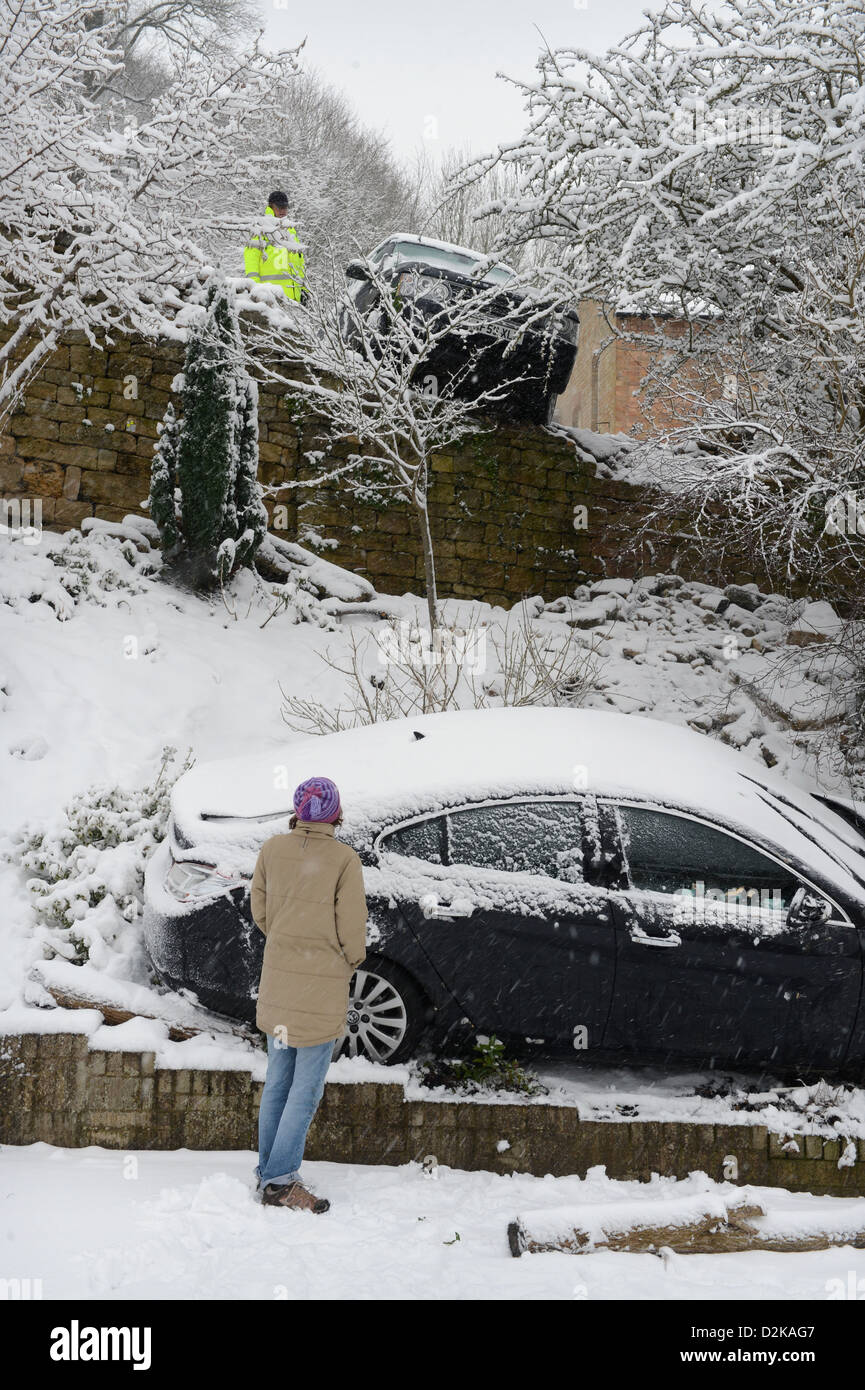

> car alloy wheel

[{"left": 333, "top": 966, "right": 409, "bottom": 1062}]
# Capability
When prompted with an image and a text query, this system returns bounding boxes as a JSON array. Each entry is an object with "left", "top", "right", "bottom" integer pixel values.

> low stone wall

[
  {"left": 2, "top": 1033, "right": 863, "bottom": 1197},
  {"left": 0, "top": 326, "right": 732, "bottom": 606}
]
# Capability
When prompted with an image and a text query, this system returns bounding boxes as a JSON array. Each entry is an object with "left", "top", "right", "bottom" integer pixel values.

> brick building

[{"left": 555, "top": 300, "right": 697, "bottom": 437}]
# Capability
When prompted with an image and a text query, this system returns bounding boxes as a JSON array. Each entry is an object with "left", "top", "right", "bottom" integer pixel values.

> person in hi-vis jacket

[{"left": 244, "top": 190, "right": 305, "bottom": 301}]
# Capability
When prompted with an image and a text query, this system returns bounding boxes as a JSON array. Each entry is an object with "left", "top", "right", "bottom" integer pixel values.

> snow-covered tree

[
  {"left": 470, "top": 0, "right": 865, "bottom": 588},
  {"left": 248, "top": 256, "right": 536, "bottom": 632},
  {"left": 153, "top": 279, "right": 266, "bottom": 587},
  {"left": 82, "top": 0, "right": 262, "bottom": 113},
  {"left": 149, "top": 400, "right": 181, "bottom": 553},
  {"left": 0, "top": 0, "right": 299, "bottom": 421}
]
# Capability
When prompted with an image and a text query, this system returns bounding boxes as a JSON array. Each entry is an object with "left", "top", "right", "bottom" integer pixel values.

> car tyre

[{"left": 332, "top": 954, "right": 429, "bottom": 1065}]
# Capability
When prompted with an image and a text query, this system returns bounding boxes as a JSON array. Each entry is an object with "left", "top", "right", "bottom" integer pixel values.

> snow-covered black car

[
  {"left": 143, "top": 707, "right": 865, "bottom": 1077},
  {"left": 337, "top": 233, "right": 579, "bottom": 426}
]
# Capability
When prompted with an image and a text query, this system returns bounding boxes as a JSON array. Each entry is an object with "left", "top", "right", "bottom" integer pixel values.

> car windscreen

[{"left": 392, "top": 241, "right": 514, "bottom": 284}]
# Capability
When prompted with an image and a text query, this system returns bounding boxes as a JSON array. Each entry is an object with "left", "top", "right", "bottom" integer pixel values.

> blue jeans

[{"left": 255, "top": 1035, "right": 334, "bottom": 1189}]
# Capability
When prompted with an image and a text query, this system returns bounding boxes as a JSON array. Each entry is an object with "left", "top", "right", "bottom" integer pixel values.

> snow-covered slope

[{"left": 0, "top": 516, "right": 857, "bottom": 1050}]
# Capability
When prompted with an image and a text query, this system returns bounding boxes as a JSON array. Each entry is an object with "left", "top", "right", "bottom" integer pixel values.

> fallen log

[
  {"left": 41, "top": 985, "right": 256, "bottom": 1045},
  {"left": 508, "top": 1192, "right": 865, "bottom": 1257}
]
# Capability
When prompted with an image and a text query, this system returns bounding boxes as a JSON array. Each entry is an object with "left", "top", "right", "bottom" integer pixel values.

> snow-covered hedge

[{"left": 7, "top": 749, "right": 191, "bottom": 973}]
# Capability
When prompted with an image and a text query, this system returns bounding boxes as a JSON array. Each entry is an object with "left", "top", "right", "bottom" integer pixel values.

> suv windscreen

[
  {"left": 391, "top": 240, "right": 514, "bottom": 285},
  {"left": 613, "top": 804, "right": 805, "bottom": 910}
]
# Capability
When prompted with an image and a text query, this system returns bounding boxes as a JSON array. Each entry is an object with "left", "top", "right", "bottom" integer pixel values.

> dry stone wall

[
  {"left": 1, "top": 326, "right": 733, "bottom": 605},
  {"left": 1, "top": 1033, "right": 862, "bottom": 1196}
]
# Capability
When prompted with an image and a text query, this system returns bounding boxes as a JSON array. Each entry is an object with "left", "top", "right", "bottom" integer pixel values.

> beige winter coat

[{"left": 250, "top": 822, "right": 368, "bottom": 1046}]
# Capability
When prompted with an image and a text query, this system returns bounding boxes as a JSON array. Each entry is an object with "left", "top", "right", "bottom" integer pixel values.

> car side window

[
  {"left": 445, "top": 800, "right": 584, "bottom": 881},
  {"left": 379, "top": 815, "right": 444, "bottom": 863},
  {"left": 612, "top": 804, "right": 805, "bottom": 911},
  {"left": 370, "top": 240, "right": 396, "bottom": 268}
]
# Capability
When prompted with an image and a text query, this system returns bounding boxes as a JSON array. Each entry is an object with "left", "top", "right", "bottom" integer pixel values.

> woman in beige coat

[{"left": 251, "top": 776, "right": 367, "bottom": 1212}]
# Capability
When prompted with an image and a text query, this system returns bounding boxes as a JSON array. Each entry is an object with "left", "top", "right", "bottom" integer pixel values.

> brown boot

[{"left": 261, "top": 1180, "right": 330, "bottom": 1213}]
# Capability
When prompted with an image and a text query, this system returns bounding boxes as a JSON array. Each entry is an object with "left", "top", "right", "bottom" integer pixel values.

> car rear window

[{"left": 380, "top": 816, "right": 444, "bottom": 863}]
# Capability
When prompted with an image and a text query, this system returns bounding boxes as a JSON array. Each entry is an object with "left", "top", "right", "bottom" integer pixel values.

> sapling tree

[{"left": 247, "top": 252, "right": 546, "bottom": 632}]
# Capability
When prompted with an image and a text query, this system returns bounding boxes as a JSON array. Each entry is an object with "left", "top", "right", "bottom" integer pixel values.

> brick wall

[
  {"left": 0, "top": 325, "right": 731, "bottom": 605},
  {"left": 556, "top": 302, "right": 714, "bottom": 438},
  {"left": 1, "top": 1033, "right": 863, "bottom": 1196}
]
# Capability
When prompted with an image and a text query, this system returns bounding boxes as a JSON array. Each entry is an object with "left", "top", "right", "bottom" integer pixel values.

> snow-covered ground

[
  {"left": 0, "top": 516, "right": 859, "bottom": 1075},
  {"left": 3, "top": 518, "right": 865, "bottom": 1301},
  {"left": 3, "top": 1143, "right": 865, "bottom": 1300},
  {"left": 1, "top": 517, "right": 863, "bottom": 1131}
]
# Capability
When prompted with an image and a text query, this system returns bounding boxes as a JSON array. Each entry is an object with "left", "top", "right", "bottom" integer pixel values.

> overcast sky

[{"left": 261, "top": 0, "right": 652, "bottom": 164}]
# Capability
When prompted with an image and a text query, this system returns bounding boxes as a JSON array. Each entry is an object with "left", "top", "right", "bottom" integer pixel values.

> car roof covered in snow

[
  {"left": 170, "top": 707, "right": 865, "bottom": 895},
  {"left": 372, "top": 232, "right": 517, "bottom": 276}
]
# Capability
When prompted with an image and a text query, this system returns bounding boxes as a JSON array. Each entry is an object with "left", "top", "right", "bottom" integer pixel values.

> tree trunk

[{"left": 415, "top": 490, "right": 438, "bottom": 634}]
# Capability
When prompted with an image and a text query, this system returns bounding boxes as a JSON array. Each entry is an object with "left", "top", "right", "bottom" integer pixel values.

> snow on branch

[{"left": 0, "top": 0, "right": 300, "bottom": 419}]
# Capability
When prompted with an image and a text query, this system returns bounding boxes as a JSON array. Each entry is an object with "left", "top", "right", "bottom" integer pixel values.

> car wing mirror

[
  {"left": 419, "top": 892, "right": 474, "bottom": 920},
  {"left": 345, "top": 259, "right": 371, "bottom": 282},
  {"left": 786, "top": 885, "right": 832, "bottom": 931}
]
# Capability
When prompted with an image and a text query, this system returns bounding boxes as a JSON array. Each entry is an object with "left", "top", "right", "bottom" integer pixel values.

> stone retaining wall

[
  {"left": 0, "top": 326, "right": 732, "bottom": 606},
  {"left": 2, "top": 1033, "right": 862, "bottom": 1197}
]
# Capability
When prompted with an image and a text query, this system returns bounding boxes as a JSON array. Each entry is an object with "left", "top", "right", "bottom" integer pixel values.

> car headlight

[
  {"left": 397, "top": 272, "right": 451, "bottom": 305},
  {"left": 164, "top": 856, "right": 247, "bottom": 903}
]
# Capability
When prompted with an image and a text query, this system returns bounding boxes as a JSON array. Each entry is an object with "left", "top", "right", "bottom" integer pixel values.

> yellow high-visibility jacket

[{"left": 244, "top": 207, "right": 305, "bottom": 301}]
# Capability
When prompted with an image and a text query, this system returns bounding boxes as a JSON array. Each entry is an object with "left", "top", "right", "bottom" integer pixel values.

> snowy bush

[
  {"left": 280, "top": 607, "right": 601, "bottom": 732},
  {"left": 7, "top": 748, "right": 192, "bottom": 970},
  {"left": 417, "top": 1036, "right": 548, "bottom": 1098},
  {"left": 0, "top": 523, "right": 158, "bottom": 621},
  {"left": 149, "top": 280, "right": 268, "bottom": 589}
]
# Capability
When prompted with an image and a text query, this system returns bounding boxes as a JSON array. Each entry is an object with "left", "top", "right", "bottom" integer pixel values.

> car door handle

[{"left": 629, "top": 924, "right": 682, "bottom": 948}]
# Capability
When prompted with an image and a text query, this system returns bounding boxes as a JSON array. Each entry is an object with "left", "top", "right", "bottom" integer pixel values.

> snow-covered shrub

[
  {"left": 280, "top": 607, "right": 600, "bottom": 732},
  {"left": 149, "top": 279, "right": 267, "bottom": 588},
  {"left": 417, "top": 1035, "right": 548, "bottom": 1098},
  {"left": 0, "top": 523, "right": 158, "bottom": 621},
  {"left": 7, "top": 748, "right": 192, "bottom": 969}
]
